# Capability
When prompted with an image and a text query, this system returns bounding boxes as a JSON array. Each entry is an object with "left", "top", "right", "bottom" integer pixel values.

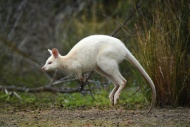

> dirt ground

[{"left": 0, "top": 105, "right": 189, "bottom": 127}]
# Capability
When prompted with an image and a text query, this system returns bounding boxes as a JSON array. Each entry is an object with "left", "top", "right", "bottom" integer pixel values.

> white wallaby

[{"left": 42, "top": 35, "right": 156, "bottom": 113}]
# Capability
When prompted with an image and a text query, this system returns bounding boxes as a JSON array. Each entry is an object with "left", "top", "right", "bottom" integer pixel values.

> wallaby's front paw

[{"left": 79, "top": 77, "right": 86, "bottom": 82}]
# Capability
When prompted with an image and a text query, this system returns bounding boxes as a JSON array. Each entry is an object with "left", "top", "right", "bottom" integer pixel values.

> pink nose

[{"left": 41, "top": 66, "right": 45, "bottom": 71}]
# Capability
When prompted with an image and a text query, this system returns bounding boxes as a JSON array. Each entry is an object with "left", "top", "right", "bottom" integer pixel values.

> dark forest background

[{"left": 0, "top": 0, "right": 189, "bottom": 107}]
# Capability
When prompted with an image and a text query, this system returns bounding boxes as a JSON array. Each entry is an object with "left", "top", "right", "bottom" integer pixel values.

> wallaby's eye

[{"left": 48, "top": 61, "right": 52, "bottom": 64}]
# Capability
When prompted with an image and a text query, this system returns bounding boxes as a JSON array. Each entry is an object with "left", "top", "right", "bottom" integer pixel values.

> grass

[
  {"left": 130, "top": 0, "right": 190, "bottom": 106},
  {"left": 0, "top": 87, "right": 148, "bottom": 110}
]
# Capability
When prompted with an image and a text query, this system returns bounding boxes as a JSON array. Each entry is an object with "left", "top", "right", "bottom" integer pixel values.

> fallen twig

[{"left": 0, "top": 85, "right": 83, "bottom": 94}]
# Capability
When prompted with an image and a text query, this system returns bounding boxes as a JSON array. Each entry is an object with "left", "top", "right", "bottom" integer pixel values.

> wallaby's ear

[
  {"left": 48, "top": 49, "right": 52, "bottom": 55},
  {"left": 52, "top": 48, "right": 59, "bottom": 58}
]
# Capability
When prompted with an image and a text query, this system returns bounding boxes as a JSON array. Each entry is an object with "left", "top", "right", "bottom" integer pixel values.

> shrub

[{"left": 131, "top": 0, "right": 190, "bottom": 106}]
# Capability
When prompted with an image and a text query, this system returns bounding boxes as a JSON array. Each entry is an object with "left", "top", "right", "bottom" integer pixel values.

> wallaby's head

[{"left": 42, "top": 48, "right": 61, "bottom": 72}]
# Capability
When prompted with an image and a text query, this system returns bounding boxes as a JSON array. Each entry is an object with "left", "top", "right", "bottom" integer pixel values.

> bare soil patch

[{"left": 0, "top": 105, "right": 189, "bottom": 127}]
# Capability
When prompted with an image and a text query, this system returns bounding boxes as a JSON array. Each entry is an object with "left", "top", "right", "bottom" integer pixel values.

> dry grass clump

[{"left": 132, "top": 0, "right": 190, "bottom": 106}]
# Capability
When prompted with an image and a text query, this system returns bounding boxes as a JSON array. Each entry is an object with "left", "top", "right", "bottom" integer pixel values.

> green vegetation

[
  {"left": 131, "top": 0, "right": 190, "bottom": 106},
  {"left": 0, "top": 88, "right": 147, "bottom": 110}
]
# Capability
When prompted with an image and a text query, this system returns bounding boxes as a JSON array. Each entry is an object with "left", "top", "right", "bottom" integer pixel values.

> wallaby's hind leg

[
  {"left": 114, "top": 78, "right": 127, "bottom": 105},
  {"left": 112, "top": 72, "right": 127, "bottom": 105},
  {"left": 97, "top": 58, "right": 127, "bottom": 105},
  {"left": 95, "top": 66, "right": 119, "bottom": 105}
]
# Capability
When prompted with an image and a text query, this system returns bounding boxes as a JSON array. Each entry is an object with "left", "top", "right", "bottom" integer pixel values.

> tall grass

[{"left": 132, "top": 0, "right": 190, "bottom": 106}]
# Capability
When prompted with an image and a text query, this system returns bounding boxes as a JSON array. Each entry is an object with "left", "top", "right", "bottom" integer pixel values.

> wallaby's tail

[{"left": 126, "top": 52, "right": 156, "bottom": 113}]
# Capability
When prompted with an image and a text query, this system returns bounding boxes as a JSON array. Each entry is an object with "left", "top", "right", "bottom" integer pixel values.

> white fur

[{"left": 42, "top": 35, "right": 156, "bottom": 113}]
